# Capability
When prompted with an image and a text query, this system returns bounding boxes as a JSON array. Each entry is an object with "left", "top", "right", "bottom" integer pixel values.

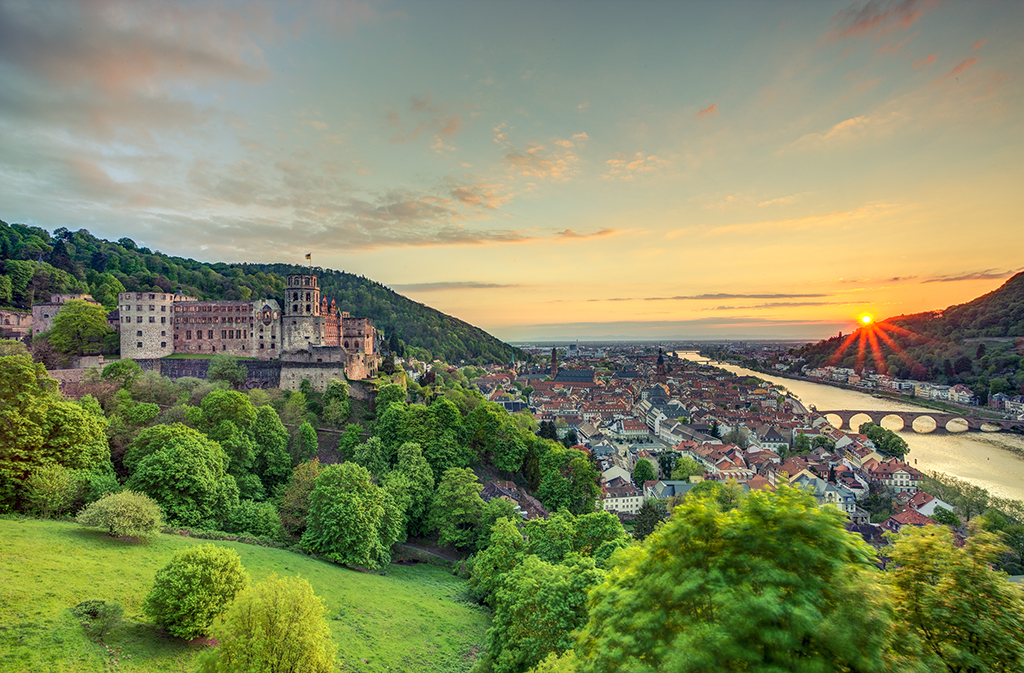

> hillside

[
  {"left": 791, "top": 273, "right": 1024, "bottom": 400},
  {"left": 0, "top": 220, "right": 526, "bottom": 365},
  {"left": 0, "top": 518, "right": 487, "bottom": 673}
]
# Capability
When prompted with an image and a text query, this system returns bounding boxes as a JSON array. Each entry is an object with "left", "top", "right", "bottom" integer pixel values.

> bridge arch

[
  {"left": 911, "top": 416, "right": 937, "bottom": 433},
  {"left": 945, "top": 417, "right": 969, "bottom": 433},
  {"left": 981, "top": 422, "right": 1004, "bottom": 433},
  {"left": 848, "top": 413, "right": 874, "bottom": 433},
  {"left": 825, "top": 413, "right": 843, "bottom": 429},
  {"left": 880, "top": 414, "right": 905, "bottom": 432}
]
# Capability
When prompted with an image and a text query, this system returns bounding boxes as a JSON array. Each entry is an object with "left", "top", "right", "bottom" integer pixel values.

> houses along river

[{"left": 675, "top": 352, "right": 1024, "bottom": 502}]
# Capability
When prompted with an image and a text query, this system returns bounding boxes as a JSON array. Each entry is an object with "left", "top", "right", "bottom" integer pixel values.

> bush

[
  {"left": 143, "top": 544, "right": 249, "bottom": 639},
  {"left": 225, "top": 499, "right": 283, "bottom": 539},
  {"left": 25, "top": 464, "right": 83, "bottom": 519},
  {"left": 72, "top": 600, "right": 123, "bottom": 640},
  {"left": 77, "top": 490, "right": 164, "bottom": 540},
  {"left": 197, "top": 575, "right": 336, "bottom": 673}
]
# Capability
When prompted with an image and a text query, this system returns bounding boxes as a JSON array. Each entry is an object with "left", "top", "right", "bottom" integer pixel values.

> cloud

[
  {"left": 973, "top": 38, "right": 986, "bottom": 50},
  {"left": 578, "top": 293, "right": 830, "bottom": 303},
  {"left": 303, "top": 120, "right": 329, "bottom": 131},
  {"left": 703, "top": 301, "right": 854, "bottom": 311},
  {"left": 572, "top": 132, "right": 589, "bottom": 141},
  {"left": 577, "top": 101, "right": 590, "bottom": 111},
  {"left": 758, "top": 193, "right": 806, "bottom": 207},
  {"left": 554, "top": 229, "right": 620, "bottom": 241},
  {"left": 930, "top": 56, "right": 979, "bottom": 84},
  {"left": 877, "top": 30, "right": 919, "bottom": 55},
  {"left": 922, "top": 268, "right": 1023, "bottom": 284},
  {"left": 913, "top": 52, "right": 937, "bottom": 69},
  {"left": 695, "top": 103, "right": 719, "bottom": 118},
  {"left": 602, "top": 152, "right": 670, "bottom": 180},
  {"left": 790, "top": 114, "right": 899, "bottom": 149},
  {"left": 389, "top": 281, "right": 520, "bottom": 292},
  {"left": 508, "top": 317, "right": 850, "bottom": 341},
  {"left": 503, "top": 142, "right": 579, "bottom": 181},
  {"left": 386, "top": 92, "right": 464, "bottom": 143},
  {"left": 449, "top": 179, "right": 512, "bottom": 210},
  {"left": 822, "top": 0, "right": 940, "bottom": 43},
  {"left": 431, "top": 135, "right": 458, "bottom": 155}
]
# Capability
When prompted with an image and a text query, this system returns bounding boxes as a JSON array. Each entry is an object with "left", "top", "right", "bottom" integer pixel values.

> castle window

[
  {"left": 161, "top": 331, "right": 165, "bottom": 336},
  {"left": 161, "top": 317, "right": 166, "bottom": 324},
  {"left": 293, "top": 304, "right": 298, "bottom": 313},
  {"left": 124, "top": 317, "right": 130, "bottom": 324},
  {"left": 354, "top": 341, "right": 359, "bottom": 349},
  {"left": 344, "top": 341, "right": 349, "bottom": 348},
  {"left": 136, "top": 305, "right": 142, "bottom": 311},
  {"left": 137, "top": 316, "right": 143, "bottom": 323},
  {"left": 137, "top": 330, "right": 142, "bottom": 337},
  {"left": 186, "top": 330, "right": 192, "bottom": 339},
  {"left": 259, "top": 343, "right": 264, "bottom": 349},
  {"left": 271, "top": 342, "right": 275, "bottom": 349},
  {"left": 305, "top": 304, "right": 311, "bottom": 313},
  {"left": 149, "top": 294, "right": 155, "bottom": 300},
  {"left": 229, "top": 330, "right": 234, "bottom": 339},
  {"left": 160, "top": 342, "right": 166, "bottom": 348},
  {"left": 161, "top": 306, "right": 166, "bottom": 312},
  {"left": 222, "top": 345, "right": 226, "bottom": 351},
  {"left": 221, "top": 330, "right": 227, "bottom": 339},
  {"left": 305, "top": 292, "right": 310, "bottom": 301},
  {"left": 149, "top": 305, "right": 155, "bottom": 311},
  {"left": 137, "top": 342, "right": 143, "bottom": 348},
  {"left": 208, "top": 330, "right": 213, "bottom": 339},
  {"left": 293, "top": 292, "right": 298, "bottom": 300},
  {"left": 149, "top": 316, "right": 155, "bottom": 323}
]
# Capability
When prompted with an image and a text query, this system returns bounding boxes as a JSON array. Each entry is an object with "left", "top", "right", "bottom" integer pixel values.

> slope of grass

[{"left": 0, "top": 518, "right": 488, "bottom": 672}]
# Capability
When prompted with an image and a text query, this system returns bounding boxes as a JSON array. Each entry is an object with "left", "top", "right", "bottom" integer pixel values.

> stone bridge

[{"left": 815, "top": 409, "right": 1023, "bottom": 434}]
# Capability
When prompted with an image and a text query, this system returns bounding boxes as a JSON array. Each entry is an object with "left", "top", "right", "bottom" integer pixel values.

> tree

[
  {"left": 250, "top": 405, "right": 291, "bottom": 495},
  {"left": 101, "top": 359, "right": 143, "bottom": 389},
  {"left": 291, "top": 422, "right": 318, "bottom": 466},
  {"left": 24, "top": 463, "right": 83, "bottom": 519},
  {"left": 954, "top": 482, "right": 989, "bottom": 522},
  {"left": 470, "top": 516, "right": 527, "bottom": 605},
  {"left": 76, "top": 490, "right": 164, "bottom": 540},
  {"left": 0, "top": 355, "right": 109, "bottom": 511},
  {"left": 792, "top": 432, "right": 811, "bottom": 455},
  {"left": 277, "top": 458, "right": 323, "bottom": 538},
  {"left": 49, "top": 299, "right": 112, "bottom": 355},
  {"left": 536, "top": 445, "right": 600, "bottom": 516},
  {"left": 125, "top": 424, "right": 239, "bottom": 527},
  {"left": 302, "top": 462, "right": 403, "bottom": 569},
  {"left": 225, "top": 499, "right": 283, "bottom": 538},
  {"left": 632, "top": 498, "right": 667, "bottom": 540},
  {"left": 393, "top": 441, "right": 435, "bottom": 537},
  {"left": 887, "top": 526, "right": 1024, "bottom": 672},
  {"left": 0, "top": 338, "right": 30, "bottom": 357},
  {"left": 352, "top": 436, "right": 390, "bottom": 479},
  {"left": 430, "top": 467, "right": 485, "bottom": 550},
  {"left": 206, "top": 354, "right": 248, "bottom": 388},
  {"left": 657, "top": 451, "right": 678, "bottom": 478},
  {"left": 143, "top": 544, "right": 249, "bottom": 640},
  {"left": 670, "top": 456, "right": 704, "bottom": 481},
  {"left": 632, "top": 458, "right": 655, "bottom": 486},
  {"left": 320, "top": 378, "right": 350, "bottom": 427},
  {"left": 481, "top": 555, "right": 603, "bottom": 673},
  {"left": 720, "top": 428, "right": 749, "bottom": 450},
  {"left": 198, "top": 575, "right": 336, "bottom": 673},
  {"left": 930, "top": 506, "right": 961, "bottom": 527},
  {"left": 375, "top": 383, "right": 406, "bottom": 410},
  {"left": 573, "top": 485, "right": 895, "bottom": 673}
]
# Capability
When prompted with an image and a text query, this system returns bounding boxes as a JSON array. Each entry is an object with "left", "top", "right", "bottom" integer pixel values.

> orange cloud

[
  {"left": 931, "top": 56, "right": 979, "bottom": 84},
  {"left": 602, "top": 152, "right": 670, "bottom": 180},
  {"left": 823, "top": 0, "right": 939, "bottom": 43},
  {"left": 696, "top": 103, "right": 719, "bottom": 118},
  {"left": 503, "top": 143, "right": 579, "bottom": 181},
  {"left": 913, "top": 52, "right": 937, "bottom": 69},
  {"left": 554, "top": 229, "right": 620, "bottom": 241},
  {"left": 973, "top": 38, "right": 986, "bottom": 50}
]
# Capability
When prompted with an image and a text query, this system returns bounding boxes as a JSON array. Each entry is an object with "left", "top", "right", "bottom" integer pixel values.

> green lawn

[{"left": 0, "top": 518, "right": 488, "bottom": 672}]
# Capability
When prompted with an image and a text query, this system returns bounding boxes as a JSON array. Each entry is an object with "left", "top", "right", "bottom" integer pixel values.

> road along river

[{"left": 675, "top": 352, "right": 1024, "bottom": 502}]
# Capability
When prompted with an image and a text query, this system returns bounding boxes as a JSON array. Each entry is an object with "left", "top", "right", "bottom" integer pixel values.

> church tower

[
  {"left": 551, "top": 346, "right": 558, "bottom": 378},
  {"left": 282, "top": 273, "right": 323, "bottom": 352}
]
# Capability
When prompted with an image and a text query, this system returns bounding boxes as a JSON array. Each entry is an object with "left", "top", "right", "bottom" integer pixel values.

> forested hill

[
  {"left": 790, "top": 272, "right": 1024, "bottom": 399},
  {"left": 0, "top": 220, "right": 525, "bottom": 365}
]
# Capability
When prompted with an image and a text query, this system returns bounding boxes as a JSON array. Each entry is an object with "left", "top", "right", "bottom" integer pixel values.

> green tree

[
  {"left": 955, "top": 482, "right": 990, "bottom": 522},
  {"left": 49, "top": 299, "right": 112, "bottom": 355},
  {"left": 225, "top": 499, "right": 283, "bottom": 538},
  {"left": 394, "top": 441, "right": 436, "bottom": 537},
  {"left": 375, "top": 383, "right": 406, "bottom": 410},
  {"left": 481, "top": 555, "right": 604, "bottom": 673},
  {"left": 277, "top": 458, "right": 323, "bottom": 538},
  {"left": 887, "top": 526, "right": 1024, "bottom": 672},
  {"left": 352, "top": 435, "right": 390, "bottom": 479},
  {"left": 632, "top": 458, "right": 655, "bottom": 485},
  {"left": 76, "top": 490, "right": 164, "bottom": 540},
  {"left": 792, "top": 432, "right": 811, "bottom": 454},
  {"left": 670, "top": 456, "right": 703, "bottom": 481},
  {"left": 930, "top": 507, "right": 961, "bottom": 527},
  {"left": 125, "top": 423, "right": 239, "bottom": 527},
  {"left": 101, "top": 359, "right": 143, "bottom": 390},
  {"left": 24, "top": 463, "right": 83, "bottom": 519},
  {"left": 632, "top": 498, "right": 667, "bottom": 540},
  {"left": 291, "top": 421, "right": 318, "bottom": 466},
  {"left": 0, "top": 338, "right": 29, "bottom": 357},
  {"left": 536, "top": 444, "right": 600, "bottom": 516},
  {"left": 250, "top": 405, "right": 291, "bottom": 495},
  {"left": 430, "top": 467, "right": 485, "bottom": 550},
  {"left": 198, "top": 575, "right": 336, "bottom": 673},
  {"left": 143, "top": 544, "right": 249, "bottom": 640},
  {"left": 206, "top": 354, "right": 248, "bottom": 388},
  {"left": 573, "top": 484, "right": 895, "bottom": 673},
  {"left": 302, "top": 462, "right": 403, "bottom": 569},
  {"left": 470, "top": 516, "right": 527, "bottom": 606},
  {"left": 0, "top": 355, "right": 109, "bottom": 511},
  {"left": 320, "top": 378, "right": 350, "bottom": 427}
]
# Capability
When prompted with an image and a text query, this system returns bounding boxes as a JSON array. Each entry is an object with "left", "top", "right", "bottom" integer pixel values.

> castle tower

[
  {"left": 282, "top": 273, "right": 323, "bottom": 352},
  {"left": 551, "top": 346, "right": 558, "bottom": 378}
]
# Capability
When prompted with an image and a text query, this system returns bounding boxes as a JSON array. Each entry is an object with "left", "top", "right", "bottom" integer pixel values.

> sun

[{"left": 861, "top": 314, "right": 873, "bottom": 325}]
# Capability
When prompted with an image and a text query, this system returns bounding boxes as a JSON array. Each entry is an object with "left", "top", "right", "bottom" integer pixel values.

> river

[{"left": 674, "top": 352, "right": 1024, "bottom": 502}]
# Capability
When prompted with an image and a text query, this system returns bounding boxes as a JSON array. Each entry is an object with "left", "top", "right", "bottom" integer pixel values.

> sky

[{"left": 1, "top": 0, "right": 1021, "bottom": 342}]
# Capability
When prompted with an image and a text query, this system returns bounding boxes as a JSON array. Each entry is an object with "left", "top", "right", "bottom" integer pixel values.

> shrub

[
  {"left": 197, "top": 575, "right": 336, "bottom": 673},
  {"left": 25, "top": 464, "right": 83, "bottom": 519},
  {"left": 77, "top": 490, "right": 164, "bottom": 540},
  {"left": 72, "top": 600, "right": 123, "bottom": 640},
  {"left": 143, "top": 544, "right": 249, "bottom": 639},
  {"left": 225, "top": 499, "right": 283, "bottom": 539}
]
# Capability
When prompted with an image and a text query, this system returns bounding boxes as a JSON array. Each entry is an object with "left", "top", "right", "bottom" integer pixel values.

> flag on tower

[{"left": 305, "top": 253, "right": 311, "bottom": 260}]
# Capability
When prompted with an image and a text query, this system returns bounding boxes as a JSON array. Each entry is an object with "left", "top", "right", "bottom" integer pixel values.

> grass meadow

[{"left": 0, "top": 518, "right": 488, "bottom": 672}]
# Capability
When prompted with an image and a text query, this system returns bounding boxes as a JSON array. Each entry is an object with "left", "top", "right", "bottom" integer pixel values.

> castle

[{"left": 119, "top": 273, "right": 379, "bottom": 380}]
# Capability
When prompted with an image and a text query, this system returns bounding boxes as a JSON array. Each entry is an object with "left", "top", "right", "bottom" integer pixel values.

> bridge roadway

[{"left": 814, "top": 409, "right": 1022, "bottom": 433}]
